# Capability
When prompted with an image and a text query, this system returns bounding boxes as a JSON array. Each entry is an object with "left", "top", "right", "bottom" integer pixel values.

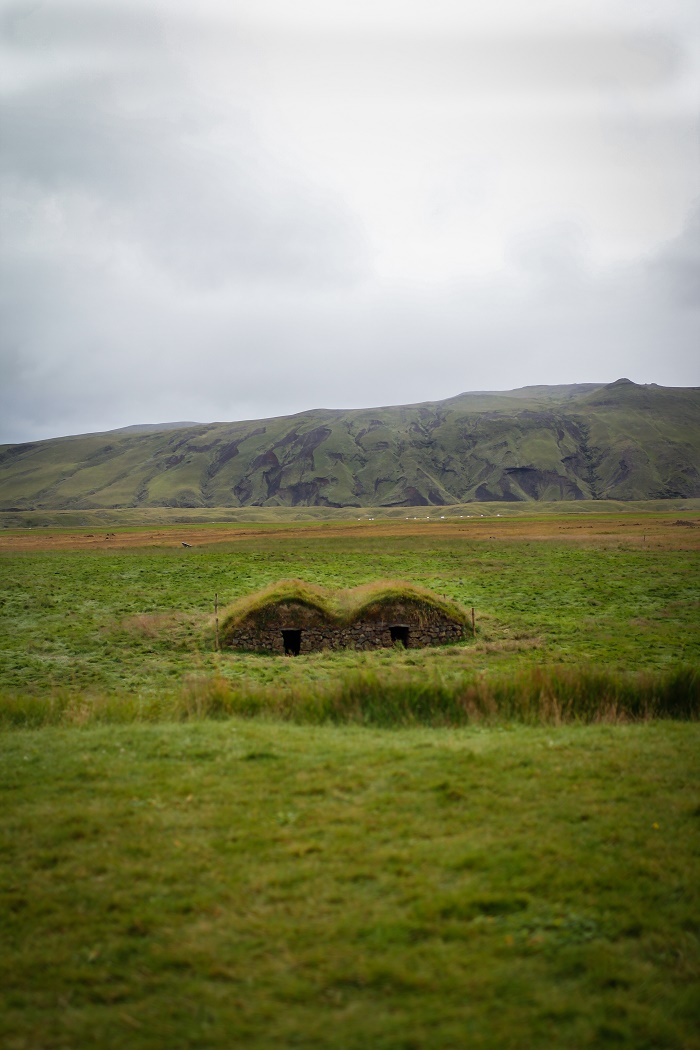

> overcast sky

[{"left": 1, "top": 0, "right": 699, "bottom": 443}]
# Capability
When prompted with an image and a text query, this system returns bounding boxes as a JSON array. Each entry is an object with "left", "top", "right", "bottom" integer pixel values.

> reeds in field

[
  {"left": 0, "top": 689, "right": 173, "bottom": 728},
  {"left": 2, "top": 665, "right": 697, "bottom": 728},
  {"left": 194, "top": 664, "right": 698, "bottom": 726}
]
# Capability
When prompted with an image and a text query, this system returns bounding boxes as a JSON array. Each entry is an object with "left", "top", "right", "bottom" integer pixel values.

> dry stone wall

[{"left": 225, "top": 617, "right": 464, "bottom": 654}]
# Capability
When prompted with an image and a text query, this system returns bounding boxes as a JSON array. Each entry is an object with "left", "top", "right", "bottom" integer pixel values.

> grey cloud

[
  {"left": 258, "top": 30, "right": 683, "bottom": 101},
  {"left": 1, "top": 229, "right": 697, "bottom": 445},
  {"left": 508, "top": 220, "right": 590, "bottom": 283},
  {"left": 0, "top": 1, "right": 697, "bottom": 446},
  {"left": 0, "top": 5, "right": 368, "bottom": 288},
  {"left": 1, "top": 1, "right": 162, "bottom": 53},
  {"left": 646, "top": 203, "right": 700, "bottom": 307}
]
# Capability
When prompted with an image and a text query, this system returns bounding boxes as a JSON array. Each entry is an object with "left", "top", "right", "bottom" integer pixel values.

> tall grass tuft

[
  {"left": 455, "top": 665, "right": 700, "bottom": 725},
  {"left": 0, "top": 689, "right": 175, "bottom": 728},
  {"left": 173, "top": 664, "right": 700, "bottom": 726},
  {"left": 1, "top": 665, "right": 697, "bottom": 729}
]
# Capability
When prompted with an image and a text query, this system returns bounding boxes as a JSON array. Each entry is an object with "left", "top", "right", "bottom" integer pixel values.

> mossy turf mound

[
  {"left": 341, "top": 580, "right": 470, "bottom": 627},
  {"left": 218, "top": 580, "right": 470, "bottom": 652},
  {"left": 220, "top": 579, "right": 468, "bottom": 632},
  {"left": 219, "top": 580, "right": 338, "bottom": 638}
]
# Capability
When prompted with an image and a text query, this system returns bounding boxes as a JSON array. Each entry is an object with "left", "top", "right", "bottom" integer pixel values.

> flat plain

[
  {"left": 1, "top": 503, "right": 699, "bottom": 1048},
  {"left": 1, "top": 505, "right": 698, "bottom": 701}
]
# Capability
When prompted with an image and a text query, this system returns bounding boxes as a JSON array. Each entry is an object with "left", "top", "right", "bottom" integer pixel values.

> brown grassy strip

[
  {"left": 1, "top": 665, "right": 697, "bottom": 729},
  {"left": 2, "top": 512, "right": 700, "bottom": 552}
]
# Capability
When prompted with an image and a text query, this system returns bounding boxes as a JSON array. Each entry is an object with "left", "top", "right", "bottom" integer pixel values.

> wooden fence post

[{"left": 215, "top": 593, "right": 220, "bottom": 652}]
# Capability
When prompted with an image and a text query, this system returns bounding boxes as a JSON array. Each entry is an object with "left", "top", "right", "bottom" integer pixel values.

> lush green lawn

[
  {"left": 1, "top": 720, "right": 699, "bottom": 1049},
  {"left": 1, "top": 526, "right": 698, "bottom": 703}
]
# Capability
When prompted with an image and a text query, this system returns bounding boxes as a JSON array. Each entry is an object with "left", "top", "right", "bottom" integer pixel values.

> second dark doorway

[
  {"left": 282, "top": 629, "right": 302, "bottom": 656},
  {"left": 390, "top": 625, "right": 410, "bottom": 648}
]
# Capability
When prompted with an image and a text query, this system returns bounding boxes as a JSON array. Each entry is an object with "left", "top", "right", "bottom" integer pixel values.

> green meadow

[
  {"left": 2, "top": 721, "right": 699, "bottom": 1050},
  {"left": 1, "top": 509, "right": 699, "bottom": 1047},
  {"left": 1, "top": 515, "right": 699, "bottom": 704}
]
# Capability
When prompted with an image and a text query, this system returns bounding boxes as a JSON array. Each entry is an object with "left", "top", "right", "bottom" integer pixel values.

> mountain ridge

[{"left": 1, "top": 381, "right": 698, "bottom": 509}]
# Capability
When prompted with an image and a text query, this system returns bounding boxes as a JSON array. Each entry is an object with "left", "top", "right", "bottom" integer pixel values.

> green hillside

[{"left": 1, "top": 380, "right": 698, "bottom": 509}]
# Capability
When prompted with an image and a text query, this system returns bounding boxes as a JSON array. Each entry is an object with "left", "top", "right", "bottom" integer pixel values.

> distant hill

[
  {"left": 1, "top": 380, "right": 698, "bottom": 509},
  {"left": 108, "top": 422, "right": 200, "bottom": 436}
]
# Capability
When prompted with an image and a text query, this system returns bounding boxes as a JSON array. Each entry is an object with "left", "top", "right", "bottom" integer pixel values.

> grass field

[
  {"left": 1, "top": 507, "right": 698, "bottom": 706},
  {"left": 1, "top": 505, "right": 699, "bottom": 1047},
  {"left": 2, "top": 721, "right": 699, "bottom": 1049}
]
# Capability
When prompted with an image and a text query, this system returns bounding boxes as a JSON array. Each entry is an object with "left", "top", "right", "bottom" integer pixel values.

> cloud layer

[{"left": 1, "top": 0, "right": 698, "bottom": 442}]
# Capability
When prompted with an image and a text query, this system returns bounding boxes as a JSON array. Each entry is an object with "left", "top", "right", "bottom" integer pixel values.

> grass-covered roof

[
  {"left": 339, "top": 580, "right": 470, "bottom": 625},
  {"left": 220, "top": 579, "right": 469, "bottom": 630},
  {"left": 220, "top": 580, "right": 338, "bottom": 630}
]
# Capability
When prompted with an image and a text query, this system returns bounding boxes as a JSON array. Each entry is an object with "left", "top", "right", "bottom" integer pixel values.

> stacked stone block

[{"left": 225, "top": 617, "right": 464, "bottom": 654}]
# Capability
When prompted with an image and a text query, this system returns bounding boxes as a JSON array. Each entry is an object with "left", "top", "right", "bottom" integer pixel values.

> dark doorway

[
  {"left": 390, "top": 625, "right": 410, "bottom": 648},
  {"left": 282, "top": 629, "right": 302, "bottom": 656}
]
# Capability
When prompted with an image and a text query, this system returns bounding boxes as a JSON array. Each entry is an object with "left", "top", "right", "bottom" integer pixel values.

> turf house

[{"left": 219, "top": 580, "right": 468, "bottom": 655}]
